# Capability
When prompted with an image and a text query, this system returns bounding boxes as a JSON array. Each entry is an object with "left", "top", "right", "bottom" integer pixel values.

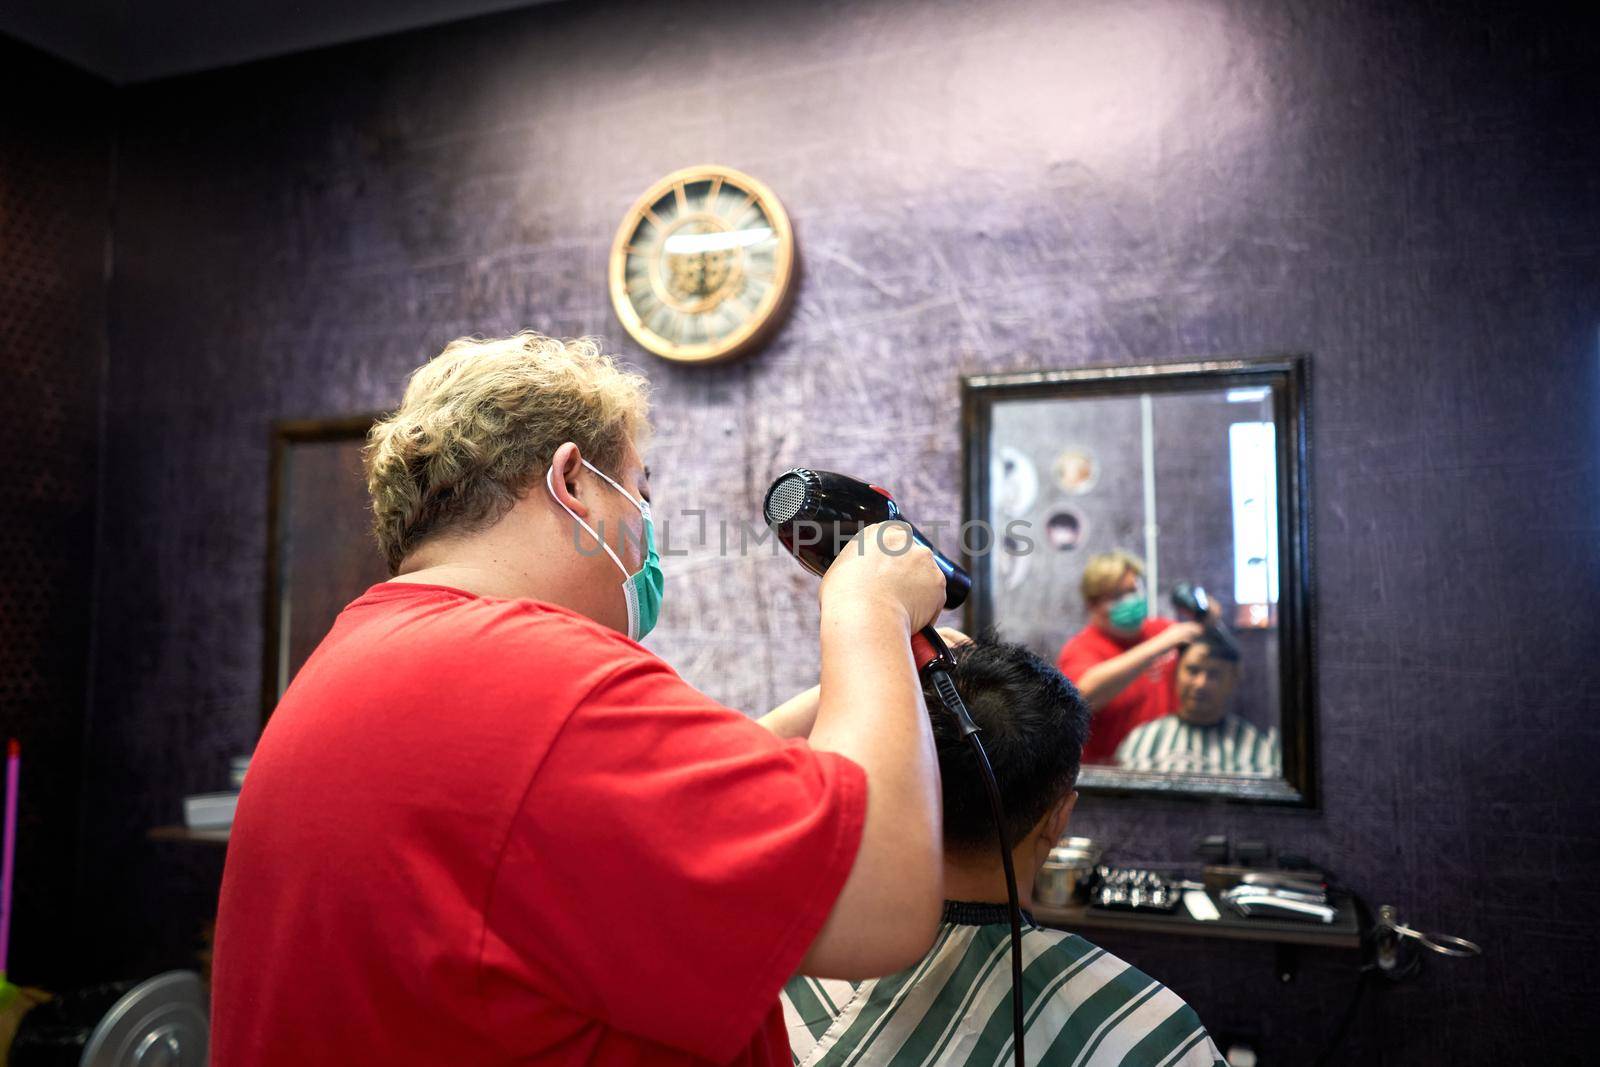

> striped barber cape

[
  {"left": 1114, "top": 713, "right": 1280, "bottom": 778},
  {"left": 781, "top": 903, "right": 1224, "bottom": 1067}
]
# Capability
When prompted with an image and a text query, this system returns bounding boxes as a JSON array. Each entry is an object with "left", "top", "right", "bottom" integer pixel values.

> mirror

[
  {"left": 261, "top": 415, "right": 388, "bottom": 724},
  {"left": 962, "top": 357, "right": 1315, "bottom": 804}
]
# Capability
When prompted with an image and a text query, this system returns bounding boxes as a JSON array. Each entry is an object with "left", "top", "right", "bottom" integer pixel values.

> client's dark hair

[
  {"left": 922, "top": 639, "right": 1091, "bottom": 853},
  {"left": 1184, "top": 626, "right": 1241, "bottom": 663}
]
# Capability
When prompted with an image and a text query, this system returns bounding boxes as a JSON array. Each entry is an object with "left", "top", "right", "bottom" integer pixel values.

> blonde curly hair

[
  {"left": 1080, "top": 550, "right": 1144, "bottom": 605},
  {"left": 364, "top": 332, "right": 651, "bottom": 573}
]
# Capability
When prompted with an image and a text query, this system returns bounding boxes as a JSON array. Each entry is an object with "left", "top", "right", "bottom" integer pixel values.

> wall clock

[{"left": 608, "top": 165, "right": 796, "bottom": 364}]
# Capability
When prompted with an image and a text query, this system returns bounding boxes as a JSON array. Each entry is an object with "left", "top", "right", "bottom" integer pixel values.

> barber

[
  {"left": 1057, "top": 550, "right": 1207, "bottom": 763},
  {"left": 212, "top": 333, "right": 949, "bottom": 1066}
]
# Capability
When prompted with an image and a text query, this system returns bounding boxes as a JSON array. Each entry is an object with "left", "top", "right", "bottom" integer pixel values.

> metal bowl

[{"left": 1036, "top": 837, "right": 1103, "bottom": 907}]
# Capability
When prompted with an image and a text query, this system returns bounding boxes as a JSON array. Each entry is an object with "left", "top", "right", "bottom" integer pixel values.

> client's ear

[
  {"left": 1030, "top": 790, "right": 1079, "bottom": 865},
  {"left": 1047, "top": 791, "right": 1078, "bottom": 842}
]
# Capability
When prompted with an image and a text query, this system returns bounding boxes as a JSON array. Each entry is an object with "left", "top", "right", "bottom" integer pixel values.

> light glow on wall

[{"left": 1229, "top": 420, "right": 1278, "bottom": 607}]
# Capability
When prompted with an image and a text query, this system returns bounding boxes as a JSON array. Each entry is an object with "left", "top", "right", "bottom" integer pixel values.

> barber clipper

[{"left": 763, "top": 468, "right": 1026, "bottom": 1067}]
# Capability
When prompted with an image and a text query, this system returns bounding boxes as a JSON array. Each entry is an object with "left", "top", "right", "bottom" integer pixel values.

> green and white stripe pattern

[
  {"left": 782, "top": 916, "right": 1224, "bottom": 1067},
  {"left": 1113, "top": 714, "right": 1280, "bottom": 778}
]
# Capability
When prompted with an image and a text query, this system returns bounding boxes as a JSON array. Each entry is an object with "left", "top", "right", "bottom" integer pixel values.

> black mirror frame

[{"left": 960, "top": 355, "right": 1317, "bottom": 807}]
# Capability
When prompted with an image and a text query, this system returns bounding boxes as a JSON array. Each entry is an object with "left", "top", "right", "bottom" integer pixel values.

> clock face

[{"left": 609, "top": 166, "right": 796, "bottom": 363}]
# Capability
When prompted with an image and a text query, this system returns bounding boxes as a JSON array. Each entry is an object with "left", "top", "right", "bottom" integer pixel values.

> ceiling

[{"left": 0, "top": 0, "right": 564, "bottom": 84}]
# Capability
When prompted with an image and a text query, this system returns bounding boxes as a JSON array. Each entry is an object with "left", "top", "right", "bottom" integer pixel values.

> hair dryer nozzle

[
  {"left": 762, "top": 469, "right": 827, "bottom": 528},
  {"left": 763, "top": 468, "right": 971, "bottom": 610}
]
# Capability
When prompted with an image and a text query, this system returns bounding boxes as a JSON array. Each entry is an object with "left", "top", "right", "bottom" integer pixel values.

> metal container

[
  {"left": 1036, "top": 837, "right": 1102, "bottom": 907},
  {"left": 12, "top": 971, "right": 208, "bottom": 1067}
]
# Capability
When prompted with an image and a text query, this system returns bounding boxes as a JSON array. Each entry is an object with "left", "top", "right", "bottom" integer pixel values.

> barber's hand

[
  {"left": 1161, "top": 621, "right": 1207, "bottom": 649},
  {"left": 820, "top": 521, "right": 947, "bottom": 633},
  {"left": 936, "top": 626, "right": 974, "bottom": 649}
]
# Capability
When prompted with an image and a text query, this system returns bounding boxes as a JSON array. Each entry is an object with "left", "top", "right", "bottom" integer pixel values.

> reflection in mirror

[{"left": 963, "top": 357, "right": 1314, "bottom": 805}]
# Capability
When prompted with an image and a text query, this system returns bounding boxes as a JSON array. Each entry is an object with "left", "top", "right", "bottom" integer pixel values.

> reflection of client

[
  {"left": 1115, "top": 631, "right": 1280, "bottom": 777},
  {"left": 1057, "top": 551, "right": 1204, "bottom": 763}
]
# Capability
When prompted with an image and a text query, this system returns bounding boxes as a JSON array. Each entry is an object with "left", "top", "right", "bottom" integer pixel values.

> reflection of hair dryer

[
  {"left": 1171, "top": 581, "right": 1210, "bottom": 622},
  {"left": 1171, "top": 582, "right": 1240, "bottom": 658},
  {"left": 763, "top": 468, "right": 971, "bottom": 669}
]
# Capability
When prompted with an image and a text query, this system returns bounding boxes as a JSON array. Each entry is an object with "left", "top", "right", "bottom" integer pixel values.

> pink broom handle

[{"left": 0, "top": 739, "right": 17, "bottom": 977}]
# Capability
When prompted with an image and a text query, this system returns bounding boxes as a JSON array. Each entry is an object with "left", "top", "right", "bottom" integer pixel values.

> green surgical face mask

[
  {"left": 1107, "top": 590, "right": 1148, "bottom": 633},
  {"left": 547, "top": 459, "right": 664, "bottom": 641}
]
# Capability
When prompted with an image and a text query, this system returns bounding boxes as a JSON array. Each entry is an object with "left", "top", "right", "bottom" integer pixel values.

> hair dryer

[
  {"left": 1171, "top": 581, "right": 1210, "bottom": 622},
  {"left": 763, "top": 468, "right": 971, "bottom": 669}
]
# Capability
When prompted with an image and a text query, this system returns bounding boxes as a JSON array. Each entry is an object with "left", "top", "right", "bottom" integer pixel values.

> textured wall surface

[
  {"left": 0, "top": 36, "right": 110, "bottom": 987},
  {"left": 82, "top": 0, "right": 1598, "bottom": 1060}
]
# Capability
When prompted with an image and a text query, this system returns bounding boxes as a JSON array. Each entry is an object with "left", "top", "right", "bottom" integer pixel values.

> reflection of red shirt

[
  {"left": 1058, "top": 618, "right": 1177, "bottom": 763},
  {"left": 214, "top": 582, "right": 866, "bottom": 1066}
]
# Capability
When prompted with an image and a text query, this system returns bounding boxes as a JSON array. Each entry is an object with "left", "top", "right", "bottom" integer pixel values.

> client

[
  {"left": 1057, "top": 552, "right": 1208, "bottom": 764},
  {"left": 783, "top": 639, "right": 1224, "bottom": 1066},
  {"left": 1115, "top": 630, "right": 1280, "bottom": 777}
]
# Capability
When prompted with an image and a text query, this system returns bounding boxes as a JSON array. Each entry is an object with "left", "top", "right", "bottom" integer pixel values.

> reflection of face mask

[
  {"left": 1107, "top": 591, "right": 1147, "bottom": 632},
  {"left": 547, "top": 460, "right": 664, "bottom": 641}
]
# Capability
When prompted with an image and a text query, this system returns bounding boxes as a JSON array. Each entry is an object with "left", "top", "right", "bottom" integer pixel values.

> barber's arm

[
  {"left": 758, "top": 628, "right": 971, "bottom": 739},
  {"left": 793, "top": 523, "right": 947, "bottom": 979},
  {"left": 757, "top": 686, "right": 821, "bottom": 739},
  {"left": 1076, "top": 621, "right": 1203, "bottom": 712}
]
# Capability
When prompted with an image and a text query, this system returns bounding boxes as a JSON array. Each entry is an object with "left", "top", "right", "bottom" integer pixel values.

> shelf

[
  {"left": 148, "top": 825, "right": 231, "bottom": 845},
  {"left": 1034, "top": 888, "right": 1361, "bottom": 949}
]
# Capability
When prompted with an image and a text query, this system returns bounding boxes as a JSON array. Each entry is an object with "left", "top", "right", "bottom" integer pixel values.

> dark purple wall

[
  {"left": 82, "top": 0, "right": 1598, "bottom": 1061},
  {"left": 0, "top": 36, "right": 110, "bottom": 987}
]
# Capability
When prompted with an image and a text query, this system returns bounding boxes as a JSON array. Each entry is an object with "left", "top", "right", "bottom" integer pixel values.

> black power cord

[
  {"left": 1314, "top": 888, "right": 1403, "bottom": 1065},
  {"left": 929, "top": 666, "right": 1026, "bottom": 1067},
  {"left": 1312, "top": 969, "right": 1371, "bottom": 1067}
]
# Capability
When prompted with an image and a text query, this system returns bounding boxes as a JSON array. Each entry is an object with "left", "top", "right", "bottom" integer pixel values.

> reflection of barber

[
  {"left": 1115, "top": 630, "right": 1280, "bottom": 777},
  {"left": 1057, "top": 551, "right": 1206, "bottom": 763}
]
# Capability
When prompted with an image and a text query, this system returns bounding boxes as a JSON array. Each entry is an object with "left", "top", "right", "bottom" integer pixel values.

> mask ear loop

[
  {"left": 581, "top": 459, "right": 646, "bottom": 513},
  {"left": 546, "top": 463, "right": 628, "bottom": 577},
  {"left": 576, "top": 463, "right": 656, "bottom": 572}
]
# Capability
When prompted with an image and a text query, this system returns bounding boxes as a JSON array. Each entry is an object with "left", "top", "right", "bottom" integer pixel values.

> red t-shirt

[
  {"left": 1057, "top": 617, "right": 1176, "bottom": 764},
  {"left": 212, "top": 582, "right": 866, "bottom": 1066}
]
